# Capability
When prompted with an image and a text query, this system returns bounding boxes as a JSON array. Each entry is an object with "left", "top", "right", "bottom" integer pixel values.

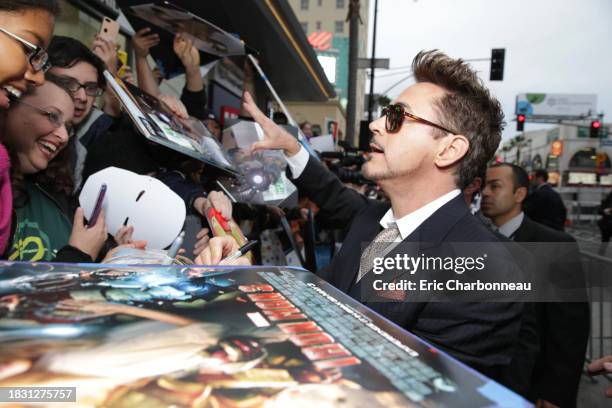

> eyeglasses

[
  {"left": 12, "top": 98, "right": 70, "bottom": 132},
  {"left": 381, "top": 103, "right": 457, "bottom": 135},
  {"left": 0, "top": 27, "right": 51, "bottom": 73},
  {"left": 46, "top": 73, "right": 103, "bottom": 97}
]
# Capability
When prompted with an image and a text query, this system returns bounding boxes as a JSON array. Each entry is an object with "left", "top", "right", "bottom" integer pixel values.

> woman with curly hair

[{"left": 2, "top": 81, "right": 108, "bottom": 262}]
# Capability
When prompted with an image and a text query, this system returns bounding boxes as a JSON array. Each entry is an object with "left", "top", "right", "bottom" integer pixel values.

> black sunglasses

[{"left": 381, "top": 104, "right": 457, "bottom": 135}]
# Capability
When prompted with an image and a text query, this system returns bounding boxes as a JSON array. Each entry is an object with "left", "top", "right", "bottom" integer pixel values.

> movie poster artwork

[{"left": 0, "top": 263, "right": 529, "bottom": 407}]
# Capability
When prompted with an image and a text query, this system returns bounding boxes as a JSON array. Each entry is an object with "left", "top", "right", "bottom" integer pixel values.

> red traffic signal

[
  {"left": 591, "top": 120, "right": 602, "bottom": 138},
  {"left": 517, "top": 114, "right": 526, "bottom": 131}
]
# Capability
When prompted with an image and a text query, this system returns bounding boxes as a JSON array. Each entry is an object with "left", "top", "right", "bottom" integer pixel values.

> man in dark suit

[
  {"left": 523, "top": 169, "right": 567, "bottom": 231},
  {"left": 205, "top": 51, "right": 523, "bottom": 379},
  {"left": 481, "top": 163, "right": 589, "bottom": 408}
]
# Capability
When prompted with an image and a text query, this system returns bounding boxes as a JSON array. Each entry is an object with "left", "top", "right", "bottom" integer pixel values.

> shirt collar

[
  {"left": 496, "top": 212, "right": 524, "bottom": 238},
  {"left": 379, "top": 189, "right": 462, "bottom": 240}
]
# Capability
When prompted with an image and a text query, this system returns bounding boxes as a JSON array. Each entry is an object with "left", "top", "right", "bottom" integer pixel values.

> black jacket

[
  {"left": 512, "top": 216, "right": 589, "bottom": 407},
  {"left": 292, "top": 156, "right": 523, "bottom": 379},
  {"left": 523, "top": 184, "right": 567, "bottom": 231}
]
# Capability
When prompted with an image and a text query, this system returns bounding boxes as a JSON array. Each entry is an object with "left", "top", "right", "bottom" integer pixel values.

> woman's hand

[
  {"left": 92, "top": 35, "right": 118, "bottom": 74},
  {"left": 194, "top": 236, "right": 250, "bottom": 266},
  {"left": 101, "top": 241, "right": 148, "bottom": 263},
  {"left": 68, "top": 207, "right": 108, "bottom": 260},
  {"left": 193, "top": 191, "right": 233, "bottom": 220},
  {"left": 193, "top": 227, "right": 210, "bottom": 258},
  {"left": 158, "top": 94, "right": 188, "bottom": 119},
  {"left": 132, "top": 27, "right": 160, "bottom": 58},
  {"left": 115, "top": 225, "right": 135, "bottom": 245}
]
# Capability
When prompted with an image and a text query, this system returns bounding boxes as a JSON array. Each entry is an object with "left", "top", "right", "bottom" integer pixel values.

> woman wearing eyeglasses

[
  {"left": 2, "top": 81, "right": 108, "bottom": 263},
  {"left": 0, "top": 0, "right": 60, "bottom": 256}
]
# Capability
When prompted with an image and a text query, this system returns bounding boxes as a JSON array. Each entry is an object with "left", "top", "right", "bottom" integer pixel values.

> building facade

[
  {"left": 501, "top": 124, "right": 612, "bottom": 219},
  {"left": 288, "top": 0, "right": 370, "bottom": 143}
]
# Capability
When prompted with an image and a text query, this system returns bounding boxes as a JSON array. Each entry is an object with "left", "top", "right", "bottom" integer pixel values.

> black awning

[{"left": 117, "top": 0, "right": 335, "bottom": 102}]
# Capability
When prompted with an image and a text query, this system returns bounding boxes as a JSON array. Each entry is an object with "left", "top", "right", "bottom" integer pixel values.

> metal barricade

[{"left": 582, "top": 249, "right": 612, "bottom": 362}]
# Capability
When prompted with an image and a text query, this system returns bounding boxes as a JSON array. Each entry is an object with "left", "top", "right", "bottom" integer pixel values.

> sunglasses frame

[{"left": 382, "top": 103, "right": 457, "bottom": 135}]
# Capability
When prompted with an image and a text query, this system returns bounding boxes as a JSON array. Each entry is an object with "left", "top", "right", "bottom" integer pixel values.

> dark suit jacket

[
  {"left": 511, "top": 216, "right": 589, "bottom": 408},
  {"left": 292, "top": 156, "right": 523, "bottom": 379},
  {"left": 523, "top": 184, "right": 567, "bottom": 231}
]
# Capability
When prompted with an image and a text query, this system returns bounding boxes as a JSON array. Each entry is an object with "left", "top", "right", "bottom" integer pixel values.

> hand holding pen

[{"left": 194, "top": 236, "right": 256, "bottom": 266}]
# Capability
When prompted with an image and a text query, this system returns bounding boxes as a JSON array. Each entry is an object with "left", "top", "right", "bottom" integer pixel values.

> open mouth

[
  {"left": 370, "top": 143, "right": 384, "bottom": 154},
  {"left": 38, "top": 140, "right": 59, "bottom": 157},
  {"left": 0, "top": 85, "right": 23, "bottom": 109},
  {"left": 3, "top": 85, "right": 23, "bottom": 100}
]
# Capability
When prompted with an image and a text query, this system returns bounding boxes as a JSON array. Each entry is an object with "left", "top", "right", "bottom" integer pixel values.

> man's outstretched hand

[{"left": 241, "top": 91, "right": 301, "bottom": 157}]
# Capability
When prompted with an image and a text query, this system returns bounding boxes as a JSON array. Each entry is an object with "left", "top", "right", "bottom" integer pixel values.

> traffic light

[
  {"left": 517, "top": 114, "right": 525, "bottom": 131},
  {"left": 590, "top": 120, "right": 601, "bottom": 138},
  {"left": 490, "top": 48, "right": 505, "bottom": 81}
]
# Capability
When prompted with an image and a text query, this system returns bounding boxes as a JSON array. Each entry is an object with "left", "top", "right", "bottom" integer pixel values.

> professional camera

[{"left": 318, "top": 151, "right": 372, "bottom": 186}]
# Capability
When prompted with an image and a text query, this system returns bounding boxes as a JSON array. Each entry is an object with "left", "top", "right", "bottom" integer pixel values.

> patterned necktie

[{"left": 357, "top": 223, "right": 401, "bottom": 282}]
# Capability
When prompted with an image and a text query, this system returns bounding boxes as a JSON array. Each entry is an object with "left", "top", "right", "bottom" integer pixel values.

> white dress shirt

[
  {"left": 284, "top": 145, "right": 310, "bottom": 178},
  {"left": 493, "top": 212, "right": 524, "bottom": 239},
  {"left": 379, "top": 189, "right": 461, "bottom": 241}
]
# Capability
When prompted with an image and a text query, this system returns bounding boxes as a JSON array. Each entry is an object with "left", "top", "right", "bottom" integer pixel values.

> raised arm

[
  {"left": 243, "top": 92, "right": 368, "bottom": 226},
  {"left": 132, "top": 27, "right": 162, "bottom": 97}
]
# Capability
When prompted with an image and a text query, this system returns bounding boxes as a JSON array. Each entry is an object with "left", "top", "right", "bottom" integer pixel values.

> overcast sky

[{"left": 365, "top": 0, "right": 612, "bottom": 141}]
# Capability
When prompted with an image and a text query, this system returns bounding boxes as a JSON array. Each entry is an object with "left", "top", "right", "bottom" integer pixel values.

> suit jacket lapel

[
  {"left": 512, "top": 216, "right": 534, "bottom": 242},
  {"left": 335, "top": 202, "right": 389, "bottom": 293}
]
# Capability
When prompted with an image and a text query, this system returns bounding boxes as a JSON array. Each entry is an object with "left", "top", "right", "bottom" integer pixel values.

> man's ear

[
  {"left": 434, "top": 134, "right": 470, "bottom": 168},
  {"left": 515, "top": 186, "right": 528, "bottom": 203}
]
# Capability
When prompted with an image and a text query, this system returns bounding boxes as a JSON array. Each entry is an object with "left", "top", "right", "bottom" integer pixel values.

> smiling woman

[
  {"left": 4, "top": 82, "right": 74, "bottom": 176},
  {"left": 0, "top": 0, "right": 60, "bottom": 256},
  {"left": 1, "top": 81, "right": 107, "bottom": 263}
]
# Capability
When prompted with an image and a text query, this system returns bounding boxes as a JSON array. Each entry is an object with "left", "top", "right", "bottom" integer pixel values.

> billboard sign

[{"left": 515, "top": 93, "right": 597, "bottom": 118}]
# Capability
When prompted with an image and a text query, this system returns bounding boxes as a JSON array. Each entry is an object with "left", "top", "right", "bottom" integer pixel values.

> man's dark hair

[
  {"left": 0, "top": 0, "right": 60, "bottom": 17},
  {"left": 47, "top": 36, "right": 106, "bottom": 88},
  {"left": 490, "top": 163, "right": 529, "bottom": 191},
  {"left": 412, "top": 50, "right": 505, "bottom": 189},
  {"left": 534, "top": 169, "right": 548, "bottom": 182}
]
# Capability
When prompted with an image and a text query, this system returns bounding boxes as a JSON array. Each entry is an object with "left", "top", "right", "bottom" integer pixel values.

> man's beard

[
  {"left": 362, "top": 164, "right": 394, "bottom": 181},
  {"left": 361, "top": 156, "right": 420, "bottom": 182}
]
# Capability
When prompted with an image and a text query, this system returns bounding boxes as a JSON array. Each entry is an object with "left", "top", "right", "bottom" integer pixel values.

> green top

[{"left": 8, "top": 182, "right": 72, "bottom": 262}]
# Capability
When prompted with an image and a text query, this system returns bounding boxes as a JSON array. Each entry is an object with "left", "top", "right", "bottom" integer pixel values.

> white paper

[
  {"left": 308, "top": 134, "right": 335, "bottom": 153},
  {"left": 79, "top": 167, "right": 186, "bottom": 249}
]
